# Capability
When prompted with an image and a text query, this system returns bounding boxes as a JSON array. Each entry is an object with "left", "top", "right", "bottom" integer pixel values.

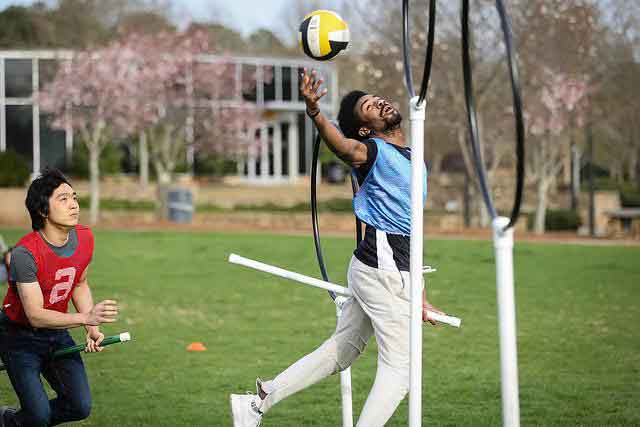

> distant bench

[{"left": 605, "top": 208, "right": 640, "bottom": 239}]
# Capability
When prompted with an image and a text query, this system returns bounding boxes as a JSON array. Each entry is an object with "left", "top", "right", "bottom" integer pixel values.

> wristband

[{"left": 307, "top": 109, "right": 320, "bottom": 118}]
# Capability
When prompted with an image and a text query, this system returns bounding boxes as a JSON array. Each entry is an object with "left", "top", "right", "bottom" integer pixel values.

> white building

[{"left": 0, "top": 50, "right": 338, "bottom": 184}]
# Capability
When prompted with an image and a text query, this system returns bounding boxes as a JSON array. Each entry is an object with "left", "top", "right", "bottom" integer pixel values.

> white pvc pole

[
  {"left": 339, "top": 369, "right": 353, "bottom": 427},
  {"left": 228, "top": 253, "right": 349, "bottom": 296},
  {"left": 229, "top": 253, "right": 462, "bottom": 328},
  {"left": 492, "top": 217, "right": 520, "bottom": 427},
  {"left": 409, "top": 96, "right": 426, "bottom": 427},
  {"left": 338, "top": 301, "right": 354, "bottom": 427}
]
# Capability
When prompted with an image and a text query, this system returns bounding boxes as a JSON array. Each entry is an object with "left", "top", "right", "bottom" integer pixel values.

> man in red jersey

[{"left": 0, "top": 168, "right": 118, "bottom": 427}]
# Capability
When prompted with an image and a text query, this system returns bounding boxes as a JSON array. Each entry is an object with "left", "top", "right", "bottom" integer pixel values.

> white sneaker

[{"left": 230, "top": 393, "right": 263, "bottom": 427}]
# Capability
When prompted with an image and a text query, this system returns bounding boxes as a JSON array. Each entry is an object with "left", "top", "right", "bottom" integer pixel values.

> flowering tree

[
  {"left": 115, "top": 31, "right": 268, "bottom": 219},
  {"left": 39, "top": 43, "right": 142, "bottom": 224},
  {"left": 40, "top": 30, "right": 266, "bottom": 222},
  {"left": 527, "top": 70, "right": 589, "bottom": 234}
]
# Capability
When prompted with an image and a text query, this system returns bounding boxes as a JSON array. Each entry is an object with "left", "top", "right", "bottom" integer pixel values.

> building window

[
  {"left": 39, "top": 113, "right": 66, "bottom": 171},
  {"left": 297, "top": 67, "right": 305, "bottom": 101},
  {"left": 263, "top": 66, "right": 275, "bottom": 102},
  {"left": 242, "top": 64, "right": 257, "bottom": 102},
  {"left": 297, "top": 112, "right": 306, "bottom": 175},
  {"left": 38, "top": 59, "right": 60, "bottom": 90},
  {"left": 268, "top": 126, "right": 274, "bottom": 176},
  {"left": 282, "top": 67, "right": 292, "bottom": 101},
  {"left": 6, "top": 105, "right": 33, "bottom": 168},
  {"left": 5, "top": 59, "right": 32, "bottom": 98},
  {"left": 281, "top": 122, "right": 289, "bottom": 176}
]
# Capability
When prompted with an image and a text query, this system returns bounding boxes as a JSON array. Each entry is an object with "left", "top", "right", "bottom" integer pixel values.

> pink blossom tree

[
  {"left": 527, "top": 69, "right": 590, "bottom": 234},
  {"left": 40, "top": 30, "right": 267, "bottom": 222},
  {"left": 39, "top": 43, "right": 143, "bottom": 225},
  {"left": 121, "top": 31, "right": 266, "bottom": 217}
]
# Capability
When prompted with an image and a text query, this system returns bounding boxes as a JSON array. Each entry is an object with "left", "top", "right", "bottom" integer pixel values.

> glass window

[
  {"left": 5, "top": 59, "right": 32, "bottom": 98},
  {"left": 39, "top": 113, "right": 66, "bottom": 171},
  {"left": 263, "top": 66, "right": 275, "bottom": 102},
  {"left": 280, "top": 122, "right": 289, "bottom": 176},
  {"left": 282, "top": 67, "right": 292, "bottom": 102},
  {"left": 297, "top": 67, "right": 305, "bottom": 101},
  {"left": 268, "top": 126, "right": 274, "bottom": 176},
  {"left": 39, "top": 59, "right": 60, "bottom": 91},
  {"left": 6, "top": 105, "right": 33, "bottom": 168},
  {"left": 242, "top": 64, "right": 257, "bottom": 102},
  {"left": 297, "top": 112, "right": 306, "bottom": 174}
]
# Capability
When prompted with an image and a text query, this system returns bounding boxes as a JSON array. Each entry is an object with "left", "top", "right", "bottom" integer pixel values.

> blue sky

[{"left": 0, "top": 0, "right": 291, "bottom": 36}]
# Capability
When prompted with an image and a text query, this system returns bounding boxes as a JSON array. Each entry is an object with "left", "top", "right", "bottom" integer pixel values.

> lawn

[{"left": 1, "top": 228, "right": 638, "bottom": 426}]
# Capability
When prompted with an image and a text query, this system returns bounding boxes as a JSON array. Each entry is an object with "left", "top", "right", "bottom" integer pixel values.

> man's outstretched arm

[{"left": 300, "top": 68, "right": 368, "bottom": 167}]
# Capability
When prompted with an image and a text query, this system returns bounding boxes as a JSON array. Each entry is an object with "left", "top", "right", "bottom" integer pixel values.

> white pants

[{"left": 260, "top": 256, "right": 413, "bottom": 426}]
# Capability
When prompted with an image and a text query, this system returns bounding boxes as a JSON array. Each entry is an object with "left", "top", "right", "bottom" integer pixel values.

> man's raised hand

[
  {"left": 85, "top": 300, "right": 118, "bottom": 326},
  {"left": 300, "top": 68, "right": 328, "bottom": 117}
]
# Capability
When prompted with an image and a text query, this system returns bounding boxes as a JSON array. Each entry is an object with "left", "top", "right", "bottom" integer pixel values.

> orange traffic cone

[{"left": 187, "top": 342, "right": 207, "bottom": 352}]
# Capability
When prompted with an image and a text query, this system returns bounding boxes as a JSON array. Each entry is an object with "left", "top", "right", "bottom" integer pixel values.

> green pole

[{"left": 1, "top": 332, "right": 131, "bottom": 372}]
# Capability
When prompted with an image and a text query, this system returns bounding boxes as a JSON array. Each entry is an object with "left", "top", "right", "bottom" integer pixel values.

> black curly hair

[
  {"left": 25, "top": 167, "right": 72, "bottom": 231},
  {"left": 337, "top": 90, "right": 368, "bottom": 141}
]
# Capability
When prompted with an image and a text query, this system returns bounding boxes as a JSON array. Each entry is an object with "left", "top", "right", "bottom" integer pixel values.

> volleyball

[{"left": 299, "top": 10, "right": 349, "bottom": 61}]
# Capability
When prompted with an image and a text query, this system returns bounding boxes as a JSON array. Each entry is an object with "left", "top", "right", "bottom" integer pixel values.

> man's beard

[{"left": 383, "top": 110, "right": 402, "bottom": 132}]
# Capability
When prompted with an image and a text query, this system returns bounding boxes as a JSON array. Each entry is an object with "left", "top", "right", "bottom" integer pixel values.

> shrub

[
  {"left": 194, "top": 155, "right": 237, "bottom": 176},
  {"left": 320, "top": 197, "right": 353, "bottom": 212},
  {"left": 545, "top": 209, "right": 582, "bottom": 231},
  {"left": 70, "top": 143, "right": 122, "bottom": 178},
  {"left": 77, "top": 197, "right": 155, "bottom": 211},
  {"left": 0, "top": 150, "right": 30, "bottom": 187},
  {"left": 619, "top": 184, "right": 640, "bottom": 208}
]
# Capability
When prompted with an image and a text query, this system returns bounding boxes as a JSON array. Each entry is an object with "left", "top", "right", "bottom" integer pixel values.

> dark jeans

[{"left": 0, "top": 322, "right": 91, "bottom": 427}]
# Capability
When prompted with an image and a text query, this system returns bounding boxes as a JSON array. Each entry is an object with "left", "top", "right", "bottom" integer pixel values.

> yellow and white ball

[{"left": 299, "top": 10, "right": 349, "bottom": 61}]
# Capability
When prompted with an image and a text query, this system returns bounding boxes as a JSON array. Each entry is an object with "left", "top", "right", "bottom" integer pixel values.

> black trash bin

[{"left": 167, "top": 188, "right": 194, "bottom": 224}]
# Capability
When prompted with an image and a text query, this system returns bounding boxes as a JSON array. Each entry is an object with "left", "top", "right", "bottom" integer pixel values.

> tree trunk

[
  {"left": 479, "top": 200, "right": 491, "bottom": 228},
  {"left": 570, "top": 144, "right": 580, "bottom": 210},
  {"left": 88, "top": 144, "right": 100, "bottom": 226},
  {"left": 155, "top": 160, "right": 172, "bottom": 220},
  {"left": 628, "top": 145, "right": 638, "bottom": 184},
  {"left": 429, "top": 152, "right": 443, "bottom": 177},
  {"left": 611, "top": 163, "right": 623, "bottom": 183},
  {"left": 534, "top": 179, "right": 548, "bottom": 235},
  {"left": 463, "top": 171, "right": 471, "bottom": 228},
  {"left": 139, "top": 131, "right": 149, "bottom": 188}
]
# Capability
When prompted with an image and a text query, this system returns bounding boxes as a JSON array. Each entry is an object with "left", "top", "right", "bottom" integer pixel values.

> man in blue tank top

[{"left": 230, "top": 69, "right": 444, "bottom": 427}]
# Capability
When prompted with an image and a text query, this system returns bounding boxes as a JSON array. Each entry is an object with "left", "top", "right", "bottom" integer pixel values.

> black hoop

[
  {"left": 311, "top": 132, "right": 362, "bottom": 300},
  {"left": 402, "top": 0, "right": 437, "bottom": 107},
  {"left": 461, "top": 0, "right": 497, "bottom": 220},
  {"left": 461, "top": 0, "right": 526, "bottom": 229}
]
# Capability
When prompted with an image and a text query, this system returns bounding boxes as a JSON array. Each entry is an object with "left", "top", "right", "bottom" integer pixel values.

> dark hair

[
  {"left": 338, "top": 90, "right": 367, "bottom": 141},
  {"left": 26, "top": 167, "right": 72, "bottom": 231}
]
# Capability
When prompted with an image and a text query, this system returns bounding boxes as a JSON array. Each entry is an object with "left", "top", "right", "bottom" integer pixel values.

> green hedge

[
  {"left": 194, "top": 155, "right": 237, "bottom": 177},
  {"left": 232, "top": 198, "right": 353, "bottom": 213},
  {"left": 619, "top": 184, "right": 640, "bottom": 208},
  {"left": 78, "top": 197, "right": 155, "bottom": 211},
  {"left": 0, "top": 150, "right": 30, "bottom": 187},
  {"left": 70, "top": 143, "right": 122, "bottom": 178},
  {"left": 545, "top": 209, "right": 582, "bottom": 231}
]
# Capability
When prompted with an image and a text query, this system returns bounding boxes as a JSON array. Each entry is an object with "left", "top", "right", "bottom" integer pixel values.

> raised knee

[{"left": 336, "top": 336, "right": 368, "bottom": 371}]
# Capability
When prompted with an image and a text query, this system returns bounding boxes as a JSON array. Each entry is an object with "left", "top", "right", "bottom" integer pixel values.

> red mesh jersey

[{"left": 3, "top": 225, "right": 94, "bottom": 326}]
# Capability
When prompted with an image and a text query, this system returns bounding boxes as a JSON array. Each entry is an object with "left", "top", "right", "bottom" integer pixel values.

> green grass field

[{"left": 1, "top": 228, "right": 638, "bottom": 426}]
